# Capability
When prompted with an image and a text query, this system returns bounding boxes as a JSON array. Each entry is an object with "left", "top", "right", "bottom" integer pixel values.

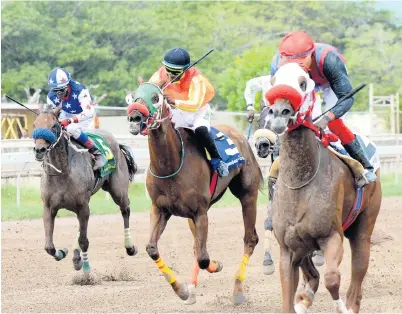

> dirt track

[{"left": 2, "top": 197, "right": 401, "bottom": 313}]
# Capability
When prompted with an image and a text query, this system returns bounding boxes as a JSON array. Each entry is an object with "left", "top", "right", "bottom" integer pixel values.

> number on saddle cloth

[
  {"left": 86, "top": 132, "right": 117, "bottom": 177},
  {"left": 208, "top": 127, "right": 245, "bottom": 171}
]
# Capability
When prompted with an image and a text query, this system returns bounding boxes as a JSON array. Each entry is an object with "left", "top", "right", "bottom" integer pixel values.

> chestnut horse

[
  {"left": 127, "top": 82, "right": 263, "bottom": 305},
  {"left": 262, "top": 63, "right": 382, "bottom": 313}
]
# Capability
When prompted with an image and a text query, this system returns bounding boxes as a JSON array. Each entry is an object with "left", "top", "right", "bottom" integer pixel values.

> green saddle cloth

[{"left": 86, "top": 132, "right": 117, "bottom": 177}]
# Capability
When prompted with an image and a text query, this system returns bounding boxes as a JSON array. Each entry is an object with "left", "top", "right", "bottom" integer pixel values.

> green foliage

[{"left": 1, "top": 1, "right": 401, "bottom": 111}]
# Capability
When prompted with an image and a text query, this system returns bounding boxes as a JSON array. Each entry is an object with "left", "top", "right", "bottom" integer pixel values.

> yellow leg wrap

[
  {"left": 235, "top": 255, "right": 249, "bottom": 282},
  {"left": 269, "top": 157, "right": 280, "bottom": 179},
  {"left": 155, "top": 257, "right": 177, "bottom": 284}
]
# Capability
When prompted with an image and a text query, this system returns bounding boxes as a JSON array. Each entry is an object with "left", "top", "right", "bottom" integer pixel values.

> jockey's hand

[
  {"left": 247, "top": 110, "right": 255, "bottom": 122},
  {"left": 313, "top": 113, "right": 334, "bottom": 130},
  {"left": 246, "top": 105, "right": 255, "bottom": 122},
  {"left": 60, "top": 119, "right": 72, "bottom": 128},
  {"left": 164, "top": 95, "right": 176, "bottom": 106}
]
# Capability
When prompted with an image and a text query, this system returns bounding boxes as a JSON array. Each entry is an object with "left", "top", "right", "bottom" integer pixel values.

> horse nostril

[
  {"left": 261, "top": 142, "right": 269, "bottom": 149},
  {"left": 282, "top": 109, "right": 290, "bottom": 115},
  {"left": 40, "top": 147, "right": 47, "bottom": 153},
  {"left": 268, "top": 109, "right": 274, "bottom": 115}
]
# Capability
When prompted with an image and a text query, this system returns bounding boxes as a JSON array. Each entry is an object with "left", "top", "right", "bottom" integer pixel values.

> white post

[
  {"left": 369, "top": 84, "right": 374, "bottom": 136},
  {"left": 390, "top": 95, "right": 395, "bottom": 134}
]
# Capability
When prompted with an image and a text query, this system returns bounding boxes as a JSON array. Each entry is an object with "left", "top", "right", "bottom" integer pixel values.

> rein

[
  {"left": 286, "top": 92, "right": 338, "bottom": 147},
  {"left": 148, "top": 128, "right": 185, "bottom": 179}
]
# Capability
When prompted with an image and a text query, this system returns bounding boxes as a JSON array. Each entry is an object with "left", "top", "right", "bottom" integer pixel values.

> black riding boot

[
  {"left": 194, "top": 126, "right": 229, "bottom": 177},
  {"left": 343, "top": 137, "right": 377, "bottom": 188}
]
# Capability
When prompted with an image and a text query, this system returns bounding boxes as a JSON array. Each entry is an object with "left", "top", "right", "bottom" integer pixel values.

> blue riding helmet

[
  {"left": 48, "top": 68, "right": 71, "bottom": 90},
  {"left": 163, "top": 48, "right": 190, "bottom": 70}
]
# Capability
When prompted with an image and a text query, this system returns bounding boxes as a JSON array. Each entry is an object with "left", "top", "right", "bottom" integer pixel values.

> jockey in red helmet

[{"left": 270, "top": 31, "right": 377, "bottom": 187}]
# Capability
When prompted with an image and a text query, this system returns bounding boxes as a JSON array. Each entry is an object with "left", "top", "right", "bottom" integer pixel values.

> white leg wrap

[
  {"left": 294, "top": 303, "right": 307, "bottom": 314},
  {"left": 82, "top": 251, "right": 89, "bottom": 263},
  {"left": 334, "top": 298, "right": 348, "bottom": 314},
  {"left": 124, "top": 228, "right": 133, "bottom": 248}
]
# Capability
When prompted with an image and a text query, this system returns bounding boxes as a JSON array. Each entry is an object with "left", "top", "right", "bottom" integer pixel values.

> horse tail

[{"left": 119, "top": 144, "right": 138, "bottom": 182}]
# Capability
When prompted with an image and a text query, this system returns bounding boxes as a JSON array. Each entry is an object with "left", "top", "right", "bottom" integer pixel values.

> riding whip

[
  {"left": 312, "top": 83, "right": 366, "bottom": 122},
  {"left": 4, "top": 94, "right": 39, "bottom": 115}
]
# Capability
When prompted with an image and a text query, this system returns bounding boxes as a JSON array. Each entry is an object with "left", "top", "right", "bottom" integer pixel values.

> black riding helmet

[{"left": 163, "top": 48, "right": 190, "bottom": 76}]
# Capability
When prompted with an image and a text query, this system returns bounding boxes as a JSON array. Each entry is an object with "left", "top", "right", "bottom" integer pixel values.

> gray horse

[{"left": 33, "top": 106, "right": 138, "bottom": 273}]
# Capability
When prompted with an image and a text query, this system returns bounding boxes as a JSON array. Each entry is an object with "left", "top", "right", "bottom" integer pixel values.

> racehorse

[
  {"left": 33, "top": 105, "right": 138, "bottom": 273},
  {"left": 126, "top": 81, "right": 263, "bottom": 305},
  {"left": 256, "top": 63, "right": 382, "bottom": 313}
]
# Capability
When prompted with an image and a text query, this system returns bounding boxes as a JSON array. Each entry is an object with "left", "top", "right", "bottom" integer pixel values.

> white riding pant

[
  {"left": 306, "top": 84, "right": 339, "bottom": 120},
  {"left": 171, "top": 104, "right": 211, "bottom": 131},
  {"left": 59, "top": 111, "right": 92, "bottom": 139}
]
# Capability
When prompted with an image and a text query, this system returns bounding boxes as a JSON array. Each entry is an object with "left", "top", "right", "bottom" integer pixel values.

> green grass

[
  {"left": 1, "top": 182, "right": 268, "bottom": 221},
  {"left": 2, "top": 173, "right": 401, "bottom": 221}
]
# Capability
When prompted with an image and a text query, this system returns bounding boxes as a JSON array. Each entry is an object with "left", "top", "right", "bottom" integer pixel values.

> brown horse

[
  {"left": 263, "top": 64, "right": 382, "bottom": 313},
  {"left": 33, "top": 106, "right": 138, "bottom": 274},
  {"left": 127, "top": 82, "right": 263, "bottom": 305}
]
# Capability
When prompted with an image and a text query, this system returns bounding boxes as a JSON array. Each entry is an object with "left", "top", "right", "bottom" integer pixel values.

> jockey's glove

[
  {"left": 60, "top": 117, "right": 78, "bottom": 128},
  {"left": 313, "top": 112, "right": 335, "bottom": 130}
]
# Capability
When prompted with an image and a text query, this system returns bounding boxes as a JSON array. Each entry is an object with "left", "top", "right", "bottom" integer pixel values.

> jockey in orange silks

[{"left": 148, "top": 48, "right": 229, "bottom": 177}]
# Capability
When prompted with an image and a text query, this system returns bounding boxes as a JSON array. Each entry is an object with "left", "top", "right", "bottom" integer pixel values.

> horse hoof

[
  {"left": 174, "top": 282, "right": 189, "bottom": 301},
  {"left": 55, "top": 248, "right": 68, "bottom": 261},
  {"left": 73, "top": 258, "right": 83, "bottom": 271},
  {"left": 312, "top": 250, "right": 325, "bottom": 267},
  {"left": 294, "top": 303, "right": 308, "bottom": 314},
  {"left": 263, "top": 263, "right": 275, "bottom": 275},
  {"left": 233, "top": 292, "right": 245, "bottom": 305},
  {"left": 214, "top": 260, "right": 223, "bottom": 272},
  {"left": 126, "top": 246, "right": 138, "bottom": 256},
  {"left": 184, "top": 284, "right": 196, "bottom": 305},
  {"left": 82, "top": 262, "right": 91, "bottom": 274}
]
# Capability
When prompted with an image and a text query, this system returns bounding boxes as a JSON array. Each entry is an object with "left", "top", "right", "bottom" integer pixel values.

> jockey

[
  {"left": 148, "top": 48, "right": 229, "bottom": 177},
  {"left": 244, "top": 75, "right": 272, "bottom": 123},
  {"left": 270, "top": 31, "right": 377, "bottom": 188},
  {"left": 46, "top": 67, "right": 106, "bottom": 170}
]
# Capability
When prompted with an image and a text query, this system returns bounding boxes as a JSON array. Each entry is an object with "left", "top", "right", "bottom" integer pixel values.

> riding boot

[
  {"left": 343, "top": 137, "right": 377, "bottom": 188},
  {"left": 83, "top": 138, "right": 107, "bottom": 171},
  {"left": 195, "top": 126, "right": 229, "bottom": 177}
]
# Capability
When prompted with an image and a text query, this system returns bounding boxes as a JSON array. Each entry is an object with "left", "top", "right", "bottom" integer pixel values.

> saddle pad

[
  {"left": 86, "top": 132, "right": 117, "bottom": 177},
  {"left": 208, "top": 127, "right": 245, "bottom": 171},
  {"left": 329, "top": 134, "right": 380, "bottom": 174}
]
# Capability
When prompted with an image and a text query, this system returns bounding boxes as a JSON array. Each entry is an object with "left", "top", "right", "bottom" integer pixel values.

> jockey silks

[
  {"left": 149, "top": 67, "right": 215, "bottom": 112},
  {"left": 271, "top": 43, "right": 346, "bottom": 88}
]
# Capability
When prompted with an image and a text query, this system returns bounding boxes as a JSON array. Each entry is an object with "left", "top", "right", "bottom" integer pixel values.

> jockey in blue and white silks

[{"left": 46, "top": 67, "right": 106, "bottom": 170}]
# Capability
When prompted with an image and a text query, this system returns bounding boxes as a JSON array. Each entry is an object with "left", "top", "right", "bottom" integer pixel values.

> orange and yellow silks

[
  {"left": 149, "top": 67, "right": 215, "bottom": 112},
  {"left": 234, "top": 255, "right": 249, "bottom": 282},
  {"left": 155, "top": 257, "right": 177, "bottom": 284}
]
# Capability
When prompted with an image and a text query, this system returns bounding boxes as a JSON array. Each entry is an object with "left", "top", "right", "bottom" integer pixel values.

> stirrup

[
  {"left": 356, "top": 170, "right": 377, "bottom": 188},
  {"left": 217, "top": 161, "right": 229, "bottom": 177}
]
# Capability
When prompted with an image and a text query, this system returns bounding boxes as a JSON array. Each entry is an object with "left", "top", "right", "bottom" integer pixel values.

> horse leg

[
  {"left": 108, "top": 178, "right": 138, "bottom": 256},
  {"left": 76, "top": 205, "right": 91, "bottom": 273},
  {"left": 187, "top": 215, "right": 223, "bottom": 305},
  {"left": 233, "top": 193, "right": 259, "bottom": 305},
  {"left": 294, "top": 256, "right": 320, "bottom": 313},
  {"left": 146, "top": 205, "right": 189, "bottom": 301},
  {"left": 318, "top": 231, "right": 348, "bottom": 313},
  {"left": 279, "top": 245, "right": 299, "bottom": 313},
  {"left": 72, "top": 231, "right": 83, "bottom": 270},
  {"left": 43, "top": 205, "right": 68, "bottom": 261}
]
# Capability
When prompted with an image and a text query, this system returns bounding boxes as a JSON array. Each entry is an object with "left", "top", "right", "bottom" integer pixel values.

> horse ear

[
  {"left": 53, "top": 104, "right": 62, "bottom": 117},
  {"left": 138, "top": 76, "right": 144, "bottom": 85}
]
